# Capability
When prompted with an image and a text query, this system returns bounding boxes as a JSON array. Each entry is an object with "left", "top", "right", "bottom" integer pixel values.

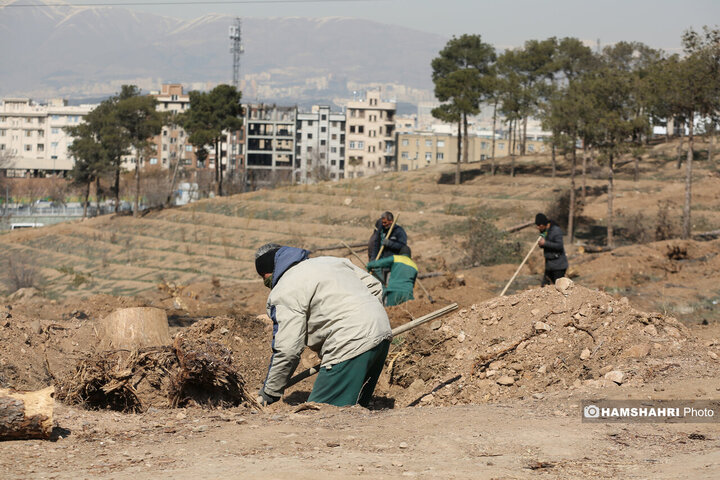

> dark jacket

[
  {"left": 541, "top": 222, "right": 569, "bottom": 271},
  {"left": 368, "top": 218, "right": 408, "bottom": 261}
]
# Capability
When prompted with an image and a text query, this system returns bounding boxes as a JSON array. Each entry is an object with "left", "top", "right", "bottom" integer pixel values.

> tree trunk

[
  {"left": 166, "top": 158, "right": 182, "bottom": 207},
  {"left": 114, "top": 164, "right": 120, "bottom": 213},
  {"left": 708, "top": 120, "right": 715, "bottom": 163},
  {"left": 95, "top": 176, "right": 101, "bottom": 213},
  {"left": 510, "top": 119, "right": 516, "bottom": 177},
  {"left": 521, "top": 116, "right": 528, "bottom": 155},
  {"left": 491, "top": 100, "right": 497, "bottom": 175},
  {"left": 133, "top": 153, "right": 141, "bottom": 218},
  {"left": 83, "top": 182, "right": 90, "bottom": 219},
  {"left": 98, "top": 307, "right": 171, "bottom": 351},
  {"left": 551, "top": 144, "right": 557, "bottom": 179},
  {"left": 0, "top": 386, "right": 55, "bottom": 440},
  {"left": 214, "top": 139, "right": 221, "bottom": 196},
  {"left": 462, "top": 113, "right": 469, "bottom": 164},
  {"left": 568, "top": 147, "right": 577, "bottom": 243},
  {"left": 634, "top": 155, "right": 640, "bottom": 182},
  {"left": 676, "top": 123, "right": 684, "bottom": 169},
  {"left": 607, "top": 153, "right": 614, "bottom": 248},
  {"left": 455, "top": 118, "right": 462, "bottom": 185},
  {"left": 682, "top": 113, "right": 694, "bottom": 239},
  {"left": 582, "top": 144, "right": 588, "bottom": 206}
]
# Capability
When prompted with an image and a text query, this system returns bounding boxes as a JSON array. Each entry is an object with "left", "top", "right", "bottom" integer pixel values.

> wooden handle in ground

[{"left": 499, "top": 236, "right": 542, "bottom": 297}]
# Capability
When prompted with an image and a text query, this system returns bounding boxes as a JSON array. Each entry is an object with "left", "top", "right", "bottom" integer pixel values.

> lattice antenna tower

[{"left": 229, "top": 18, "right": 244, "bottom": 89}]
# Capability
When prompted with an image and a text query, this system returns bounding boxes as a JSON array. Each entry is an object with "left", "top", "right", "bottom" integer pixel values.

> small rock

[
  {"left": 664, "top": 326, "right": 681, "bottom": 338},
  {"left": 607, "top": 306, "right": 614, "bottom": 314},
  {"left": 30, "top": 320, "right": 42, "bottom": 334},
  {"left": 489, "top": 360, "right": 506, "bottom": 370},
  {"left": 192, "top": 425, "right": 209, "bottom": 433},
  {"left": 554, "top": 277, "right": 573, "bottom": 294},
  {"left": 496, "top": 375, "right": 515, "bottom": 386},
  {"left": 430, "top": 320, "right": 442, "bottom": 330},
  {"left": 599, "top": 365, "right": 614, "bottom": 375},
  {"left": 530, "top": 309, "right": 540, "bottom": 316},
  {"left": 485, "top": 369, "right": 497, "bottom": 378},
  {"left": 624, "top": 344, "right": 650, "bottom": 358},
  {"left": 392, "top": 462, "right": 404, "bottom": 467},
  {"left": 580, "top": 348, "right": 591, "bottom": 360},
  {"left": 343, "top": 197, "right": 352, "bottom": 206},
  {"left": 176, "top": 411, "right": 187, "bottom": 420},
  {"left": 398, "top": 442, "right": 409, "bottom": 449},
  {"left": 534, "top": 321, "right": 551, "bottom": 332},
  {"left": 457, "top": 332, "right": 466, "bottom": 343},
  {"left": 532, "top": 393, "right": 544, "bottom": 399},
  {"left": 604, "top": 370, "right": 625, "bottom": 384},
  {"left": 644, "top": 325, "right": 658, "bottom": 336},
  {"left": 220, "top": 328, "right": 229, "bottom": 335},
  {"left": 537, "top": 365, "right": 547, "bottom": 374},
  {"left": 620, "top": 297, "right": 630, "bottom": 305},
  {"left": 709, "top": 351, "right": 718, "bottom": 360}
]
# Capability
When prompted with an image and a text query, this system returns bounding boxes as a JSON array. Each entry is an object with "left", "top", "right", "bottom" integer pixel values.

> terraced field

[{"left": 1, "top": 140, "right": 719, "bottom": 311}]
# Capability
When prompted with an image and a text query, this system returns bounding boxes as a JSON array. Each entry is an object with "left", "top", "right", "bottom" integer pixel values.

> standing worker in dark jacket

[
  {"left": 366, "top": 245, "right": 418, "bottom": 306},
  {"left": 368, "top": 211, "right": 408, "bottom": 261},
  {"left": 535, "top": 213, "right": 569, "bottom": 287}
]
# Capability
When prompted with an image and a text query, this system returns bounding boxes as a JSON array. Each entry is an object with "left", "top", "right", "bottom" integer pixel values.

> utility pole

[{"left": 229, "top": 17, "right": 244, "bottom": 186}]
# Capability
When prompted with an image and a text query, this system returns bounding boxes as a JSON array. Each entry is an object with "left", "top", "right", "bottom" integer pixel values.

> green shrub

[{"left": 462, "top": 211, "right": 522, "bottom": 267}]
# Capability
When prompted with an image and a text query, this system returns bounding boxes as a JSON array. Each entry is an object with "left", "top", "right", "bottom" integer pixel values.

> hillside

[{"left": 1, "top": 137, "right": 719, "bottom": 323}]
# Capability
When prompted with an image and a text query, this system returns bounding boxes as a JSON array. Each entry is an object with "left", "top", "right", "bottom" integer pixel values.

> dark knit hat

[
  {"left": 255, "top": 243, "right": 281, "bottom": 276},
  {"left": 535, "top": 213, "right": 549, "bottom": 226},
  {"left": 399, "top": 245, "right": 412, "bottom": 258}
]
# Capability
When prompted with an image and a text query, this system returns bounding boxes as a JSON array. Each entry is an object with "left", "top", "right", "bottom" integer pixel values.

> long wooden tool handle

[
  {"left": 284, "top": 302, "right": 458, "bottom": 389},
  {"left": 375, "top": 213, "right": 399, "bottom": 261},
  {"left": 342, "top": 241, "right": 368, "bottom": 267},
  {"left": 499, "top": 236, "right": 542, "bottom": 297}
]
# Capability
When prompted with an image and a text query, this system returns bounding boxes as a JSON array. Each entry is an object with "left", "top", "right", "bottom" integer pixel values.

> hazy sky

[{"left": 106, "top": 0, "right": 720, "bottom": 52}]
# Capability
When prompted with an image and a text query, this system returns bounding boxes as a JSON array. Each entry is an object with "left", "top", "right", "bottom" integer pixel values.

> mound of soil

[{"left": 383, "top": 279, "right": 718, "bottom": 407}]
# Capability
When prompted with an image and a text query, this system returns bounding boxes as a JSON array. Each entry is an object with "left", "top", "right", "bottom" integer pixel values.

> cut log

[
  {"left": 0, "top": 386, "right": 54, "bottom": 440},
  {"left": 99, "top": 307, "right": 171, "bottom": 350}
]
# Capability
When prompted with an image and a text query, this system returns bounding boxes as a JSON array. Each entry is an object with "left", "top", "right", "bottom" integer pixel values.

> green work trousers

[
  {"left": 308, "top": 340, "right": 390, "bottom": 407},
  {"left": 385, "top": 290, "right": 414, "bottom": 306}
]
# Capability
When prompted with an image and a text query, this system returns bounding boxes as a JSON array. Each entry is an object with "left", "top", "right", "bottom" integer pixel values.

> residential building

[
  {"left": 0, "top": 98, "right": 95, "bottom": 177},
  {"left": 243, "top": 104, "right": 296, "bottom": 187},
  {"left": 295, "top": 105, "right": 346, "bottom": 183},
  {"left": 345, "top": 90, "right": 396, "bottom": 178},
  {"left": 146, "top": 84, "right": 198, "bottom": 170},
  {"left": 395, "top": 130, "right": 549, "bottom": 171}
]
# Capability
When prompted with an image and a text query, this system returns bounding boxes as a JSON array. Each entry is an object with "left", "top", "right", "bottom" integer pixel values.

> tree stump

[
  {"left": 99, "top": 307, "right": 171, "bottom": 350},
  {"left": 0, "top": 386, "right": 55, "bottom": 440}
]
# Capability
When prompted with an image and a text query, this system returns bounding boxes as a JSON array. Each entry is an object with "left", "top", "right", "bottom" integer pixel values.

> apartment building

[
  {"left": 396, "top": 130, "right": 548, "bottom": 171},
  {"left": 0, "top": 98, "right": 94, "bottom": 177},
  {"left": 295, "top": 105, "right": 346, "bottom": 183},
  {"left": 145, "top": 84, "right": 198, "bottom": 170},
  {"left": 243, "top": 104, "right": 296, "bottom": 187},
  {"left": 345, "top": 90, "right": 396, "bottom": 178}
]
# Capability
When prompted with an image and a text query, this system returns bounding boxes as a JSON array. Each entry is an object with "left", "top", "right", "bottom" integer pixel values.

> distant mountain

[{"left": 0, "top": 0, "right": 446, "bottom": 102}]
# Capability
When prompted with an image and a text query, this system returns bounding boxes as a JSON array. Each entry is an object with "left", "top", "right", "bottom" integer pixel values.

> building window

[
  {"left": 357, "top": 141, "right": 364, "bottom": 149},
  {"left": 0, "top": 129, "right": 5, "bottom": 136},
  {"left": 150, "top": 158, "right": 158, "bottom": 165},
  {"left": 401, "top": 152, "right": 408, "bottom": 159},
  {"left": 437, "top": 152, "right": 444, "bottom": 160},
  {"left": 185, "top": 145, "right": 193, "bottom": 152},
  {"left": 37, "top": 144, "right": 44, "bottom": 152},
  {"left": 425, "top": 139, "right": 432, "bottom": 147},
  {"left": 24, "top": 145, "right": 32, "bottom": 151},
  {"left": 358, "top": 126, "right": 364, "bottom": 134},
  {"left": 25, "top": 130, "right": 32, "bottom": 137},
  {"left": 331, "top": 134, "right": 337, "bottom": 140},
  {"left": 308, "top": 133, "right": 313, "bottom": 139},
  {"left": 320, "top": 139, "right": 326, "bottom": 146},
  {"left": 349, "top": 141, "right": 356, "bottom": 149},
  {"left": 400, "top": 164, "right": 408, "bottom": 171},
  {"left": 51, "top": 128, "right": 59, "bottom": 134},
  {"left": 438, "top": 140, "right": 445, "bottom": 148},
  {"left": 321, "top": 126, "right": 326, "bottom": 132},
  {"left": 330, "top": 147, "right": 337, "bottom": 153},
  {"left": 528, "top": 144, "right": 535, "bottom": 152},
  {"left": 499, "top": 143, "right": 505, "bottom": 150},
  {"left": 349, "top": 126, "right": 356, "bottom": 133},
  {"left": 425, "top": 152, "right": 432, "bottom": 161}
]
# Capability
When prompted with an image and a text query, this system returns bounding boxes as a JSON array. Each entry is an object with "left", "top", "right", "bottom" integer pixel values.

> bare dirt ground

[{"left": 2, "top": 139, "right": 720, "bottom": 478}]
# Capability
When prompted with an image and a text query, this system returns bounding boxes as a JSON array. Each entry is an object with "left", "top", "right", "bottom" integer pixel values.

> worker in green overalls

[{"left": 366, "top": 245, "right": 418, "bottom": 306}]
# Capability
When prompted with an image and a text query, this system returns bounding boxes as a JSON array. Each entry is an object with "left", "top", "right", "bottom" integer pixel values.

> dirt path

[{"left": 2, "top": 389, "right": 719, "bottom": 480}]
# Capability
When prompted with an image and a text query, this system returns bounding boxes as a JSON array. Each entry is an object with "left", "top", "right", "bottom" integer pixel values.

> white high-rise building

[
  {"left": 295, "top": 106, "right": 346, "bottom": 184},
  {"left": 0, "top": 98, "right": 95, "bottom": 176}
]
